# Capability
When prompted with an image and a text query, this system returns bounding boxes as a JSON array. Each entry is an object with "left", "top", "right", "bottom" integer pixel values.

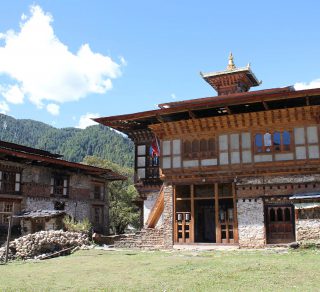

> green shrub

[{"left": 63, "top": 217, "right": 92, "bottom": 234}]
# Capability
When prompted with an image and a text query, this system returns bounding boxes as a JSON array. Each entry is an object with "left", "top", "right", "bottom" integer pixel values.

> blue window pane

[
  {"left": 274, "top": 132, "right": 281, "bottom": 145},
  {"left": 255, "top": 134, "right": 263, "bottom": 152},
  {"left": 283, "top": 131, "right": 291, "bottom": 151},
  {"left": 283, "top": 131, "right": 290, "bottom": 145},
  {"left": 255, "top": 134, "right": 263, "bottom": 147},
  {"left": 274, "top": 132, "right": 281, "bottom": 151}
]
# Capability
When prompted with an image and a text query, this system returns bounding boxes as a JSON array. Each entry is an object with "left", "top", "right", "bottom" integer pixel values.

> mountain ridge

[{"left": 0, "top": 113, "right": 134, "bottom": 168}]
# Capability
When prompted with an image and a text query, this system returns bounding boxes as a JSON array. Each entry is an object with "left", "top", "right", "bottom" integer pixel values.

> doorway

[
  {"left": 266, "top": 204, "right": 295, "bottom": 244},
  {"left": 194, "top": 200, "right": 215, "bottom": 243}
]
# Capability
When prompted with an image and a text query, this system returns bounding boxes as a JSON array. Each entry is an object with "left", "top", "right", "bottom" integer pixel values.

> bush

[{"left": 63, "top": 217, "right": 92, "bottom": 234}]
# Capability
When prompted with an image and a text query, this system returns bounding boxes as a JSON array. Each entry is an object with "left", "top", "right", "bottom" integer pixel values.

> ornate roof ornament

[{"left": 227, "top": 52, "right": 236, "bottom": 70}]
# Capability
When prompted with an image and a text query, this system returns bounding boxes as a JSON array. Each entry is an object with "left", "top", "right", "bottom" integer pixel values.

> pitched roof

[
  {"left": 0, "top": 140, "right": 126, "bottom": 181},
  {"left": 95, "top": 87, "right": 320, "bottom": 135}
]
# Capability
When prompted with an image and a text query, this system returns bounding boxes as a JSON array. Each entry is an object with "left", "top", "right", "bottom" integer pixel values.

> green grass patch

[{"left": 0, "top": 249, "right": 319, "bottom": 291}]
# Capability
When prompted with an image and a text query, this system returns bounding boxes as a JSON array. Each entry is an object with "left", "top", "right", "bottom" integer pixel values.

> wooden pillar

[
  {"left": 5, "top": 214, "right": 12, "bottom": 264},
  {"left": 215, "top": 183, "right": 221, "bottom": 243},
  {"left": 190, "top": 184, "right": 194, "bottom": 243},
  {"left": 173, "top": 185, "right": 177, "bottom": 243},
  {"left": 232, "top": 182, "right": 239, "bottom": 243}
]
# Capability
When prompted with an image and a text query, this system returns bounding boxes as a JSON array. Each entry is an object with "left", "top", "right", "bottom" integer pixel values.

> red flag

[{"left": 151, "top": 136, "right": 160, "bottom": 157}]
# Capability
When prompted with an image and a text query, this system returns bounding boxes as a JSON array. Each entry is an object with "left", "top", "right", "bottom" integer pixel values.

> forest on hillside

[{"left": 0, "top": 114, "right": 134, "bottom": 168}]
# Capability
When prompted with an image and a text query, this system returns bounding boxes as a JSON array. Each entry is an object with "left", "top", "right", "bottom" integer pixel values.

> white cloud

[
  {"left": 294, "top": 79, "right": 320, "bottom": 90},
  {"left": 0, "top": 5, "right": 122, "bottom": 109},
  {"left": 2, "top": 85, "right": 24, "bottom": 104},
  {"left": 119, "top": 56, "right": 127, "bottom": 66},
  {"left": 171, "top": 93, "right": 177, "bottom": 99},
  {"left": 0, "top": 101, "right": 9, "bottom": 114},
  {"left": 46, "top": 103, "right": 60, "bottom": 116},
  {"left": 76, "top": 112, "right": 99, "bottom": 129}
]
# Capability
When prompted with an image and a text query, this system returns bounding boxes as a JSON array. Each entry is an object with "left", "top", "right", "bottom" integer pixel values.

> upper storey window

[
  {"left": 255, "top": 131, "right": 291, "bottom": 153},
  {"left": 183, "top": 138, "right": 216, "bottom": 159},
  {"left": 0, "top": 171, "right": 21, "bottom": 194},
  {"left": 50, "top": 175, "right": 69, "bottom": 197}
]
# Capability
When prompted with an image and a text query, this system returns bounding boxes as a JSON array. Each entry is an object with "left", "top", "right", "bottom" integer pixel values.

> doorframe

[
  {"left": 173, "top": 182, "right": 239, "bottom": 244},
  {"left": 265, "top": 203, "right": 295, "bottom": 244}
]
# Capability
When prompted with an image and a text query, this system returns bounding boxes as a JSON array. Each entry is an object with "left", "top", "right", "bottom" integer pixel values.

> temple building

[{"left": 96, "top": 54, "right": 320, "bottom": 248}]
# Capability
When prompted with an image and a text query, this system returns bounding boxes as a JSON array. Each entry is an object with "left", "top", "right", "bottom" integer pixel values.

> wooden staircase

[{"left": 146, "top": 184, "right": 164, "bottom": 228}]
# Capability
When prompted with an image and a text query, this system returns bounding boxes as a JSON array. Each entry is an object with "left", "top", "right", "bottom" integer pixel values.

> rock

[
  {"left": 288, "top": 242, "right": 300, "bottom": 249},
  {"left": 0, "top": 230, "right": 89, "bottom": 261}
]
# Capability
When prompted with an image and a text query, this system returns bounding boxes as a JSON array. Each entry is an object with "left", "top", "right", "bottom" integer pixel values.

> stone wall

[
  {"left": 163, "top": 184, "right": 173, "bottom": 249},
  {"left": 25, "top": 197, "right": 90, "bottom": 221},
  {"left": 296, "top": 219, "right": 320, "bottom": 241},
  {"left": 114, "top": 227, "right": 164, "bottom": 249},
  {"left": 237, "top": 198, "right": 265, "bottom": 247}
]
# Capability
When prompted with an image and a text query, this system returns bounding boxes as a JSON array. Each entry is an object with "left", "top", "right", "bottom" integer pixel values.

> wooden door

[{"left": 266, "top": 205, "right": 295, "bottom": 244}]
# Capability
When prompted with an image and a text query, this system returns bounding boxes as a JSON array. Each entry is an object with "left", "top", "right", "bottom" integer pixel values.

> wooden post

[
  {"left": 5, "top": 214, "right": 13, "bottom": 264},
  {"left": 173, "top": 185, "right": 177, "bottom": 243},
  {"left": 215, "top": 183, "right": 221, "bottom": 243},
  {"left": 232, "top": 182, "right": 239, "bottom": 243},
  {"left": 190, "top": 184, "right": 194, "bottom": 243}
]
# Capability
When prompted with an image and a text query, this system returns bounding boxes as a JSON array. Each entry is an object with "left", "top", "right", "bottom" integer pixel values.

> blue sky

[{"left": 0, "top": 1, "right": 319, "bottom": 128}]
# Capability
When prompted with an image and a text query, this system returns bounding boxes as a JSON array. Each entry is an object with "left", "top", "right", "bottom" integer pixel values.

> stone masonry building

[{"left": 0, "top": 140, "right": 124, "bottom": 235}]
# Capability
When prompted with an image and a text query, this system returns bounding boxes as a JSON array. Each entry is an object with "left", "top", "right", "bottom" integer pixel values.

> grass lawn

[{"left": 0, "top": 248, "right": 319, "bottom": 291}]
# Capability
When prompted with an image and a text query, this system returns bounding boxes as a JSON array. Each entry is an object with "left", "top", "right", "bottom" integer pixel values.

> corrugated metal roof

[
  {"left": 290, "top": 192, "right": 320, "bottom": 200},
  {"left": 14, "top": 210, "right": 65, "bottom": 219}
]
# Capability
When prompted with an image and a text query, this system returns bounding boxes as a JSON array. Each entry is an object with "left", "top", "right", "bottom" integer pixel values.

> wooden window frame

[
  {"left": 1, "top": 202, "right": 13, "bottom": 224},
  {"left": 136, "top": 143, "right": 160, "bottom": 180},
  {"left": 182, "top": 137, "right": 216, "bottom": 160},
  {"left": 136, "top": 144, "right": 147, "bottom": 180},
  {"left": 93, "top": 183, "right": 105, "bottom": 200},
  {"left": 254, "top": 130, "right": 293, "bottom": 154},
  {"left": 0, "top": 170, "right": 21, "bottom": 194},
  {"left": 93, "top": 206, "right": 103, "bottom": 224},
  {"left": 306, "top": 125, "right": 320, "bottom": 159},
  {"left": 50, "top": 175, "right": 69, "bottom": 197},
  {"left": 161, "top": 140, "right": 181, "bottom": 169}
]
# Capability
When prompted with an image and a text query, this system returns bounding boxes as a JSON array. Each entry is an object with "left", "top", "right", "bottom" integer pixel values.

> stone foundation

[
  {"left": 296, "top": 219, "right": 320, "bottom": 241},
  {"left": 114, "top": 227, "right": 164, "bottom": 249},
  {"left": 25, "top": 197, "right": 90, "bottom": 221},
  {"left": 237, "top": 198, "right": 265, "bottom": 247}
]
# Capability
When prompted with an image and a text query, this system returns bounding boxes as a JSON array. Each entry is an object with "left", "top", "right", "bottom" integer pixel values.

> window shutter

[
  {"left": 63, "top": 179, "right": 68, "bottom": 196},
  {"left": 50, "top": 178, "right": 54, "bottom": 195},
  {"left": 15, "top": 173, "right": 21, "bottom": 192},
  {"left": 100, "top": 185, "right": 104, "bottom": 199}
]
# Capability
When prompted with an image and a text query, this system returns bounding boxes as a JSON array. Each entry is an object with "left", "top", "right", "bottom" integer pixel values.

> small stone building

[
  {"left": 95, "top": 54, "right": 320, "bottom": 248},
  {"left": 16, "top": 210, "right": 65, "bottom": 235},
  {"left": 0, "top": 141, "right": 124, "bottom": 235}
]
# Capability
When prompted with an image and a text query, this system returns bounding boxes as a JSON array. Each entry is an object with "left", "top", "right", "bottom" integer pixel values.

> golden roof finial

[{"left": 227, "top": 52, "right": 236, "bottom": 70}]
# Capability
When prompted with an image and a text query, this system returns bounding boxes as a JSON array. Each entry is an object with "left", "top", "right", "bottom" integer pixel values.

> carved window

[
  {"left": 94, "top": 184, "right": 104, "bottom": 200},
  {"left": 136, "top": 144, "right": 146, "bottom": 179},
  {"left": 137, "top": 144, "right": 160, "bottom": 179},
  {"left": 0, "top": 171, "right": 21, "bottom": 194},
  {"left": 146, "top": 145, "right": 160, "bottom": 178},
  {"left": 1, "top": 202, "right": 13, "bottom": 224},
  {"left": 255, "top": 131, "right": 292, "bottom": 153},
  {"left": 183, "top": 138, "right": 216, "bottom": 159},
  {"left": 191, "top": 140, "right": 199, "bottom": 159},
  {"left": 50, "top": 175, "right": 69, "bottom": 197}
]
